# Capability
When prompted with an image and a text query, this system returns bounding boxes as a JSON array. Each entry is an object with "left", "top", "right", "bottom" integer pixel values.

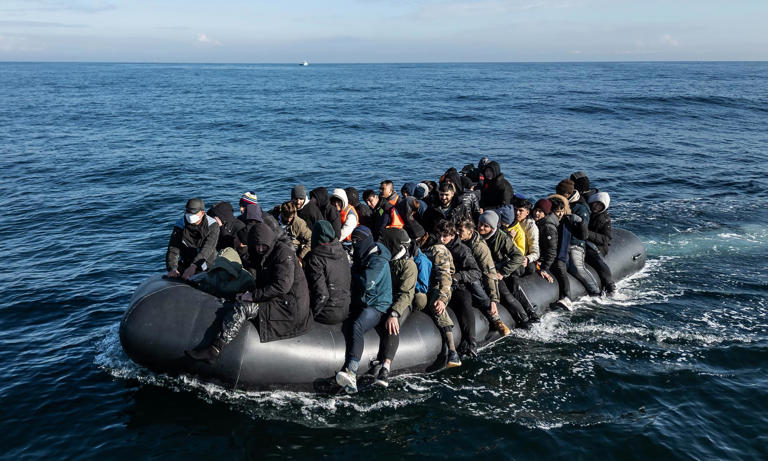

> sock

[
  {"left": 443, "top": 328, "right": 456, "bottom": 352},
  {"left": 347, "top": 359, "right": 360, "bottom": 374},
  {"left": 382, "top": 361, "right": 390, "bottom": 371}
]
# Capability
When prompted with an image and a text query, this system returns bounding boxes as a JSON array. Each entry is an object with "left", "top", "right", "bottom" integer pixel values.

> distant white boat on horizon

[{"left": 300, "top": 60, "right": 308, "bottom": 66}]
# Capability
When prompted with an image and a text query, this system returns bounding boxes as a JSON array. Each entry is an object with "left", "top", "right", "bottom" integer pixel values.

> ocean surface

[{"left": 1, "top": 62, "right": 767, "bottom": 460}]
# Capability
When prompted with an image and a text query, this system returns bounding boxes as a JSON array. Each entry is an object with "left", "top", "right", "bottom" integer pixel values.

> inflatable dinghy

[{"left": 120, "top": 228, "right": 646, "bottom": 391}]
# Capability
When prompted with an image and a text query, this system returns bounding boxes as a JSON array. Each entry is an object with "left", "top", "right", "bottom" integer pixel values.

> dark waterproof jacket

[
  {"left": 352, "top": 243, "right": 393, "bottom": 314},
  {"left": 480, "top": 161, "right": 514, "bottom": 210},
  {"left": 445, "top": 235, "right": 482, "bottom": 288},
  {"left": 345, "top": 187, "right": 373, "bottom": 229},
  {"left": 310, "top": 187, "right": 342, "bottom": 239},
  {"left": 442, "top": 168, "right": 481, "bottom": 220},
  {"left": 556, "top": 214, "right": 589, "bottom": 264},
  {"left": 166, "top": 215, "right": 220, "bottom": 272},
  {"left": 303, "top": 240, "right": 351, "bottom": 324},
  {"left": 587, "top": 210, "right": 612, "bottom": 255},
  {"left": 296, "top": 197, "right": 324, "bottom": 229},
  {"left": 245, "top": 222, "right": 312, "bottom": 342},
  {"left": 208, "top": 201, "right": 244, "bottom": 251},
  {"left": 536, "top": 213, "right": 560, "bottom": 272},
  {"left": 422, "top": 201, "right": 471, "bottom": 234}
]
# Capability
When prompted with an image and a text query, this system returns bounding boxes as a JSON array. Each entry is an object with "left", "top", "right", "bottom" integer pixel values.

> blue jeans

[{"left": 345, "top": 307, "right": 385, "bottom": 371}]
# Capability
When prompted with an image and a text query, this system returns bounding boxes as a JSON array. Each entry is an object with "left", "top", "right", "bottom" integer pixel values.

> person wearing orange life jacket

[
  {"left": 330, "top": 188, "right": 359, "bottom": 241},
  {"left": 367, "top": 182, "right": 404, "bottom": 239}
]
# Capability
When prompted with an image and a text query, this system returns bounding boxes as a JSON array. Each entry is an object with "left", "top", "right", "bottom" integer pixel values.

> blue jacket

[
  {"left": 570, "top": 200, "right": 590, "bottom": 247},
  {"left": 353, "top": 243, "right": 393, "bottom": 313},
  {"left": 412, "top": 247, "right": 432, "bottom": 294}
]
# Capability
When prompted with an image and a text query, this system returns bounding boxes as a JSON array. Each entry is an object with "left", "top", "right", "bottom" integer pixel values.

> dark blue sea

[{"left": 1, "top": 62, "right": 767, "bottom": 460}]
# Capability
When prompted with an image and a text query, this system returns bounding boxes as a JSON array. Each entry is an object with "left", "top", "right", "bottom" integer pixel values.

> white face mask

[{"left": 186, "top": 212, "right": 202, "bottom": 224}]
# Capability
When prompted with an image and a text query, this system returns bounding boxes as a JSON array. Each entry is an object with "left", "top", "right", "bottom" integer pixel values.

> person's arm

[
  {"left": 495, "top": 238, "right": 523, "bottom": 278},
  {"left": 453, "top": 247, "right": 481, "bottom": 284},
  {"left": 165, "top": 224, "right": 183, "bottom": 272},
  {"left": 339, "top": 210, "right": 357, "bottom": 241},
  {"left": 390, "top": 262, "right": 416, "bottom": 316},
  {"left": 526, "top": 222, "right": 540, "bottom": 264},
  {"left": 193, "top": 220, "right": 220, "bottom": 269},
  {"left": 539, "top": 224, "right": 558, "bottom": 272},
  {"left": 430, "top": 245, "right": 454, "bottom": 305},
  {"left": 588, "top": 215, "right": 612, "bottom": 247}
]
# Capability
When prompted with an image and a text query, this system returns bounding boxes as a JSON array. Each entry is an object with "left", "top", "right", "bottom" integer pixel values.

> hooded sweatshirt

[
  {"left": 587, "top": 192, "right": 612, "bottom": 255},
  {"left": 332, "top": 188, "right": 358, "bottom": 241},
  {"left": 208, "top": 201, "right": 245, "bottom": 251},
  {"left": 480, "top": 161, "right": 514, "bottom": 210},
  {"left": 352, "top": 234, "right": 393, "bottom": 313},
  {"left": 304, "top": 220, "right": 351, "bottom": 324},
  {"left": 310, "top": 187, "right": 342, "bottom": 239},
  {"left": 196, "top": 247, "right": 255, "bottom": 299},
  {"left": 244, "top": 222, "right": 312, "bottom": 342}
]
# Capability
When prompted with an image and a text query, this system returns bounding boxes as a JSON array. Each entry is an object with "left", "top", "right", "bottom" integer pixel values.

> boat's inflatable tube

[{"left": 120, "top": 229, "right": 646, "bottom": 391}]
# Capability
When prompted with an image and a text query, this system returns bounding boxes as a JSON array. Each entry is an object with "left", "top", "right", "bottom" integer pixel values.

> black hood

[
  {"left": 485, "top": 161, "right": 502, "bottom": 182},
  {"left": 247, "top": 221, "right": 277, "bottom": 262},
  {"left": 310, "top": 187, "right": 331, "bottom": 209},
  {"left": 209, "top": 201, "right": 236, "bottom": 226},
  {"left": 344, "top": 187, "right": 361, "bottom": 207},
  {"left": 379, "top": 228, "right": 410, "bottom": 256},
  {"left": 311, "top": 239, "right": 347, "bottom": 261},
  {"left": 243, "top": 203, "right": 264, "bottom": 222},
  {"left": 442, "top": 168, "right": 464, "bottom": 194}
]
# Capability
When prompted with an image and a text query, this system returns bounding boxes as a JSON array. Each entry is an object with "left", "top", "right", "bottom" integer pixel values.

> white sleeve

[{"left": 340, "top": 212, "right": 358, "bottom": 241}]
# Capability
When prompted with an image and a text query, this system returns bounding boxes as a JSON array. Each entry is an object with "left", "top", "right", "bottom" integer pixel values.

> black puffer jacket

[
  {"left": 296, "top": 197, "right": 324, "bottom": 229},
  {"left": 208, "top": 201, "right": 244, "bottom": 251},
  {"left": 303, "top": 240, "right": 351, "bottom": 325},
  {"left": 480, "top": 161, "right": 514, "bottom": 210},
  {"left": 536, "top": 213, "right": 559, "bottom": 272},
  {"left": 444, "top": 235, "right": 481, "bottom": 287},
  {"left": 422, "top": 200, "right": 471, "bottom": 234},
  {"left": 310, "top": 187, "right": 342, "bottom": 239},
  {"left": 245, "top": 222, "right": 312, "bottom": 342},
  {"left": 345, "top": 187, "right": 372, "bottom": 228},
  {"left": 587, "top": 192, "right": 612, "bottom": 255}
]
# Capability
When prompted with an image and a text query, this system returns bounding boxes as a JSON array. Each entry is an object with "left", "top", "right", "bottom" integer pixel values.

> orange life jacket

[
  {"left": 385, "top": 206, "right": 404, "bottom": 229},
  {"left": 340, "top": 205, "right": 359, "bottom": 241}
]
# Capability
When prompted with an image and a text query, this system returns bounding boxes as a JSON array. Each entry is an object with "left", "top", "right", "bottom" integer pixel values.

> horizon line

[{"left": 1, "top": 59, "right": 767, "bottom": 65}]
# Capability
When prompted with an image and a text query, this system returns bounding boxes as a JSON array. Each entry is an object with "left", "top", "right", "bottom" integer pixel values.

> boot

[
  {"left": 492, "top": 318, "right": 512, "bottom": 336},
  {"left": 185, "top": 338, "right": 223, "bottom": 365}
]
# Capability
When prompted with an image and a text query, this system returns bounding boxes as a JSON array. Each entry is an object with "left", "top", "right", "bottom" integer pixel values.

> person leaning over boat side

[
  {"left": 438, "top": 220, "right": 485, "bottom": 358},
  {"left": 513, "top": 198, "right": 540, "bottom": 276},
  {"left": 330, "top": 188, "right": 359, "bottom": 242},
  {"left": 207, "top": 201, "right": 244, "bottom": 251},
  {"left": 556, "top": 179, "right": 601, "bottom": 296},
  {"left": 303, "top": 220, "right": 351, "bottom": 325},
  {"left": 291, "top": 184, "right": 324, "bottom": 229},
  {"left": 375, "top": 228, "right": 418, "bottom": 387},
  {"left": 309, "top": 187, "right": 342, "bottom": 240},
  {"left": 532, "top": 199, "right": 557, "bottom": 284},
  {"left": 458, "top": 219, "right": 511, "bottom": 336},
  {"left": 275, "top": 201, "right": 312, "bottom": 261},
  {"left": 185, "top": 221, "right": 312, "bottom": 364},
  {"left": 166, "top": 198, "right": 220, "bottom": 280},
  {"left": 586, "top": 192, "right": 615, "bottom": 295},
  {"left": 477, "top": 211, "right": 535, "bottom": 325},
  {"left": 335, "top": 226, "right": 393, "bottom": 394},
  {"left": 345, "top": 187, "right": 372, "bottom": 229},
  {"left": 480, "top": 161, "right": 514, "bottom": 211}
]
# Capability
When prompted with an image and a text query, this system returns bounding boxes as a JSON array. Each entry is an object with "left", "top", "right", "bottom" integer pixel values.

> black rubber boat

[{"left": 120, "top": 228, "right": 646, "bottom": 392}]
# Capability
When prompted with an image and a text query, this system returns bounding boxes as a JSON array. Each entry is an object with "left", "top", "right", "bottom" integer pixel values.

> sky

[{"left": 0, "top": 0, "right": 766, "bottom": 62}]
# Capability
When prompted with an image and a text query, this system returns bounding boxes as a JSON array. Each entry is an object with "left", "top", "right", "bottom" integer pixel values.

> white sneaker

[
  {"left": 335, "top": 369, "right": 358, "bottom": 394},
  {"left": 557, "top": 297, "right": 573, "bottom": 311}
]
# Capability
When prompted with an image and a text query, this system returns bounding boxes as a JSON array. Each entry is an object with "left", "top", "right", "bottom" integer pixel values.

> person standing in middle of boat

[{"left": 335, "top": 226, "right": 392, "bottom": 394}]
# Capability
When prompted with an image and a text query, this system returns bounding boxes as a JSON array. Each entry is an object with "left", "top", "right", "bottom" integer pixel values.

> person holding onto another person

[{"left": 166, "top": 198, "right": 220, "bottom": 280}]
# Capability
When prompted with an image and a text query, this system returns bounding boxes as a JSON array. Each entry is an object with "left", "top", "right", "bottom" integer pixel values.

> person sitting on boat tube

[
  {"left": 374, "top": 228, "right": 418, "bottom": 387},
  {"left": 556, "top": 179, "right": 601, "bottom": 297},
  {"left": 335, "top": 226, "right": 393, "bottom": 394},
  {"left": 548, "top": 196, "right": 589, "bottom": 311},
  {"left": 303, "top": 220, "right": 351, "bottom": 325},
  {"left": 586, "top": 192, "right": 616, "bottom": 295},
  {"left": 329, "top": 188, "right": 358, "bottom": 242},
  {"left": 291, "top": 184, "right": 323, "bottom": 229},
  {"left": 185, "top": 221, "right": 313, "bottom": 364},
  {"left": 532, "top": 198, "right": 557, "bottom": 285},
  {"left": 165, "top": 198, "right": 220, "bottom": 281}
]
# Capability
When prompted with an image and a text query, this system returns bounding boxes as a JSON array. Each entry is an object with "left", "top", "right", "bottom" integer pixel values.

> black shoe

[
  {"left": 605, "top": 282, "right": 616, "bottom": 295},
  {"left": 375, "top": 367, "right": 389, "bottom": 387},
  {"left": 185, "top": 343, "right": 222, "bottom": 365},
  {"left": 457, "top": 340, "right": 470, "bottom": 356},
  {"left": 465, "top": 341, "right": 478, "bottom": 358},
  {"left": 527, "top": 312, "right": 541, "bottom": 323}
]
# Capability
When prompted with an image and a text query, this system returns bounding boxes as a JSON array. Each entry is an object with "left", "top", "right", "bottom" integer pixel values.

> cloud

[
  {"left": 0, "top": 34, "right": 43, "bottom": 52},
  {"left": 661, "top": 34, "right": 680, "bottom": 47},
  {"left": 0, "top": 20, "right": 87, "bottom": 28},
  {"left": 197, "top": 34, "right": 221, "bottom": 46},
  {"left": 0, "top": 0, "right": 116, "bottom": 13}
]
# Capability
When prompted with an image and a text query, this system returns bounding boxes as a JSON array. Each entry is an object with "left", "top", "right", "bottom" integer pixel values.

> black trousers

[
  {"left": 378, "top": 307, "right": 411, "bottom": 362},
  {"left": 586, "top": 246, "right": 613, "bottom": 289}
]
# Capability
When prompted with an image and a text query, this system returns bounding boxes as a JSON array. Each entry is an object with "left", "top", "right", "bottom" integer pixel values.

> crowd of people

[{"left": 165, "top": 159, "right": 615, "bottom": 393}]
